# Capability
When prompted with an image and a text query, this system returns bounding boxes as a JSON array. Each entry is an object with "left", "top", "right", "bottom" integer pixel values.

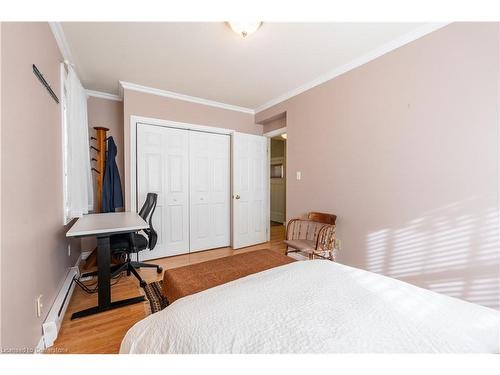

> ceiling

[{"left": 61, "top": 22, "right": 430, "bottom": 110}]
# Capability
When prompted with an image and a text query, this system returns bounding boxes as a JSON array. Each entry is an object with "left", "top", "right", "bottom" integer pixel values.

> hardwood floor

[{"left": 50, "top": 224, "right": 286, "bottom": 354}]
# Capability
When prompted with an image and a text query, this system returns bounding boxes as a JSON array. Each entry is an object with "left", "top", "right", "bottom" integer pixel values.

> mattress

[
  {"left": 121, "top": 260, "right": 500, "bottom": 353},
  {"left": 162, "top": 249, "right": 295, "bottom": 303}
]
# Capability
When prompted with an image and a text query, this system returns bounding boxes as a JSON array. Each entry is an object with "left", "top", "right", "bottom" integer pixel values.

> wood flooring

[{"left": 49, "top": 224, "right": 286, "bottom": 354}]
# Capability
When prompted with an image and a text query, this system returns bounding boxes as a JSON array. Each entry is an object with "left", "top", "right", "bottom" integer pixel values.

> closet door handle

[{"left": 234, "top": 194, "right": 240, "bottom": 200}]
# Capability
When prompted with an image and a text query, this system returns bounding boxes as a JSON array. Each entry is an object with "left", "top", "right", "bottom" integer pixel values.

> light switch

[{"left": 296, "top": 171, "right": 302, "bottom": 180}]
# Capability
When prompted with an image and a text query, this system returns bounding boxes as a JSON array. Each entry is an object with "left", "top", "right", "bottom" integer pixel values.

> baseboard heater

[{"left": 42, "top": 265, "right": 80, "bottom": 348}]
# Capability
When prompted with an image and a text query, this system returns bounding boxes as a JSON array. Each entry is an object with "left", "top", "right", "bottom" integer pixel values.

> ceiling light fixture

[{"left": 227, "top": 22, "right": 262, "bottom": 37}]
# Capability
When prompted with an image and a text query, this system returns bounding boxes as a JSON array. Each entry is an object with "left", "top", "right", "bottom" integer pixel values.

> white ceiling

[{"left": 61, "top": 22, "right": 431, "bottom": 110}]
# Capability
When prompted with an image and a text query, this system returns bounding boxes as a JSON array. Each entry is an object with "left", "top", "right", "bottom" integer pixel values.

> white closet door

[
  {"left": 137, "top": 124, "right": 189, "bottom": 259},
  {"left": 189, "top": 131, "right": 230, "bottom": 252},
  {"left": 232, "top": 132, "right": 269, "bottom": 249}
]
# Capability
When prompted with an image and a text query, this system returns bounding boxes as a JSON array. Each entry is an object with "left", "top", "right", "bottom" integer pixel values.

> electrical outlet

[
  {"left": 335, "top": 239, "right": 342, "bottom": 251},
  {"left": 296, "top": 171, "right": 302, "bottom": 180},
  {"left": 36, "top": 295, "right": 43, "bottom": 318},
  {"left": 67, "top": 243, "right": 71, "bottom": 257}
]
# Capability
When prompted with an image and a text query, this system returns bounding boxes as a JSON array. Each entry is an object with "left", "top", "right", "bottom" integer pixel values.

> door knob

[{"left": 234, "top": 194, "right": 240, "bottom": 200}]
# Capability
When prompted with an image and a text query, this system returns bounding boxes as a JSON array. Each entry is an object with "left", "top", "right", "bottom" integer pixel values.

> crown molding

[
  {"left": 86, "top": 89, "right": 123, "bottom": 102},
  {"left": 48, "top": 22, "right": 75, "bottom": 63},
  {"left": 255, "top": 22, "right": 450, "bottom": 114},
  {"left": 120, "top": 81, "right": 255, "bottom": 115}
]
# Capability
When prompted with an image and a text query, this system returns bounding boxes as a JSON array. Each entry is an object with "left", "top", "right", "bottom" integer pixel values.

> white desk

[
  {"left": 66, "top": 212, "right": 148, "bottom": 238},
  {"left": 66, "top": 212, "right": 149, "bottom": 319}
]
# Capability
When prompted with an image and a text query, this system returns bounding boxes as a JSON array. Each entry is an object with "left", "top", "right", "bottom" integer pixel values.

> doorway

[{"left": 265, "top": 126, "right": 287, "bottom": 228}]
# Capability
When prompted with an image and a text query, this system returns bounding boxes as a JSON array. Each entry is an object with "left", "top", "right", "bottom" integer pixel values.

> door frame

[
  {"left": 129, "top": 115, "right": 234, "bottom": 214},
  {"left": 263, "top": 126, "right": 287, "bottom": 227}
]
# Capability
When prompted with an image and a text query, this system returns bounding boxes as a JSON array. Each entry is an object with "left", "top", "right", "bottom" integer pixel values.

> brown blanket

[{"left": 162, "top": 249, "right": 295, "bottom": 303}]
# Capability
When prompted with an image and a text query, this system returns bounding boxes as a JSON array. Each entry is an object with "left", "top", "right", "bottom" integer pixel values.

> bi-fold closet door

[
  {"left": 189, "top": 131, "right": 231, "bottom": 252},
  {"left": 137, "top": 123, "right": 230, "bottom": 260}
]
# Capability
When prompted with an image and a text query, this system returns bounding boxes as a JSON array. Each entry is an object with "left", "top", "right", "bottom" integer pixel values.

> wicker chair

[{"left": 284, "top": 212, "right": 337, "bottom": 260}]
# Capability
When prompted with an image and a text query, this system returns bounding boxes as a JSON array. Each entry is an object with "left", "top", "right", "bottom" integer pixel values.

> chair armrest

[
  {"left": 285, "top": 218, "right": 301, "bottom": 240},
  {"left": 315, "top": 224, "right": 336, "bottom": 252}
]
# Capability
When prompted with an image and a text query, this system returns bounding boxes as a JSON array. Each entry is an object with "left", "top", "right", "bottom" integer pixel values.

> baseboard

[
  {"left": 35, "top": 336, "right": 46, "bottom": 354},
  {"left": 80, "top": 250, "right": 93, "bottom": 260},
  {"left": 40, "top": 254, "right": 82, "bottom": 350}
]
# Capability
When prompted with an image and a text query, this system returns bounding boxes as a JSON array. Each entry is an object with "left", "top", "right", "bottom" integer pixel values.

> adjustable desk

[{"left": 66, "top": 212, "right": 149, "bottom": 319}]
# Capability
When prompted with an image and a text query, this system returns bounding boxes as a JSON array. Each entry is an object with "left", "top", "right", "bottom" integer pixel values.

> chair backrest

[
  {"left": 308, "top": 212, "right": 337, "bottom": 225},
  {"left": 138, "top": 193, "right": 158, "bottom": 250}
]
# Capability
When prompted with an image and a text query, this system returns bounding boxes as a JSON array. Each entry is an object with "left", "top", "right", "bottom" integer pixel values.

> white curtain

[{"left": 65, "top": 66, "right": 94, "bottom": 217}]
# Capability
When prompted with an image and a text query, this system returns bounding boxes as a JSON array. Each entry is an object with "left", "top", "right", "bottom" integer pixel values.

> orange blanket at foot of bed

[{"left": 162, "top": 249, "right": 295, "bottom": 303}]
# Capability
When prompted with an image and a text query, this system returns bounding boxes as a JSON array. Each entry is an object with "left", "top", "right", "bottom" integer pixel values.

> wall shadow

[{"left": 362, "top": 198, "right": 499, "bottom": 309}]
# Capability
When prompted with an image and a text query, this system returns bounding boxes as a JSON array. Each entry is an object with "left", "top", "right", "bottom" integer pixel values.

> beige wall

[
  {"left": 123, "top": 89, "right": 262, "bottom": 209},
  {"left": 0, "top": 22, "right": 81, "bottom": 349},
  {"left": 87, "top": 97, "right": 125, "bottom": 191},
  {"left": 263, "top": 114, "right": 286, "bottom": 134},
  {"left": 257, "top": 23, "right": 500, "bottom": 309}
]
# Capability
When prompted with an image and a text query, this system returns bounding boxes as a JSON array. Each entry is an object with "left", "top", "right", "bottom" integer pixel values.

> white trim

[
  {"left": 49, "top": 22, "right": 74, "bottom": 63},
  {"left": 41, "top": 255, "right": 81, "bottom": 349},
  {"left": 266, "top": 138, "right": 271, "bottom": 242},
  {"left": 264, "top": 127, "right": 287, "bottom": 138},
  {"left": 60, "top": 63, "right": 71, "bottom": 226},
  {"left": 120, "top": 81, "right": 254, "bottom": 115},
  {"left": 80, "top": 250, "right": 93, "bottom": 261},
  {"left": 255, "top": 23, "right": 450, "bottom": 113},
  {"left": 35, "top": 336, "right": 46, "bottom": 354},
  {"left": 86, "top": 89, "right": 122, "bottom": 102},
  {"left": 129, "top": 115, "right": 237, "bottom": 212}
]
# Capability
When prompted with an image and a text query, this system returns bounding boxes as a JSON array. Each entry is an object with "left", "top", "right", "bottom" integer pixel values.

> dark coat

[{"left": 102, "top": 136, "right": 124, "bottom": 212}]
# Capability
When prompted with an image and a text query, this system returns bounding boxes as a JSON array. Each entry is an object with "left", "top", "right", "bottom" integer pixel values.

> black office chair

[{"left": 109, "top": 193, "right": 163, "bottom": 288}]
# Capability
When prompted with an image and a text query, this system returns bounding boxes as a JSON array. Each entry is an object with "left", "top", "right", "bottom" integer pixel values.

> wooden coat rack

[
  {"left": 85, "top": 126, "right": 109, "bottom": 270},
  {"left": 92, "top": 127, "right": 109, "bottom": 213}
]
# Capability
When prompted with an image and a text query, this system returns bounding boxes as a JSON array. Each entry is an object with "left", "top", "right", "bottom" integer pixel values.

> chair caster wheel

[
  {"left": 157, "top": 266, "right": 163, "bottom": 274},
  {"left": 140, "top": 280, "right": 147, "bottom": 288}
]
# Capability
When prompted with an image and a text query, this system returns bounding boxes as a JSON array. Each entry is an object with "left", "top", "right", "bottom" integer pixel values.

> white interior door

[
  {"left": 189, "top": 132, "right": 230, "bottom": 252},
  {"left": 232, "top": 132, "right": 269, "bottom": 249},
  {"left": 137, "top": 124, "right": 190, "bottom": 259}
]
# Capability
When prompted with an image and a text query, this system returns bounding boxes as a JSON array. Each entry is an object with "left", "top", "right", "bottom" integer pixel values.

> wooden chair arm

[
  {"left": 316, "top": 224, "right": 336, "bottom": 251},
  {"left": 285, "top": 218, "right": 301, "bottom": 240}
]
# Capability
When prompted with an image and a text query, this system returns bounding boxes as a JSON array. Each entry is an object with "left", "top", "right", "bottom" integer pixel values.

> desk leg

[
  {"left": 71, "top": 234, "right": 145, "bottom": 320},
  {"left": 97, "top": 235, "right": 111, "bottom": 307}
]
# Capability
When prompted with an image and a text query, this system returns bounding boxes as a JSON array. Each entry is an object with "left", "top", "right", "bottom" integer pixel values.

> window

[
  {"left": 60, "top": 63, "right": 93, "bottom": 224},
  {"left": 60, "top": 63, "right": 71, "bottom": 224}
]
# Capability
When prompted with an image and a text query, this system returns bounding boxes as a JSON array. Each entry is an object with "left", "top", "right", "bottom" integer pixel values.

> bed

[{"left": 120, "top": 260, "right": 500, "bottom": 353}]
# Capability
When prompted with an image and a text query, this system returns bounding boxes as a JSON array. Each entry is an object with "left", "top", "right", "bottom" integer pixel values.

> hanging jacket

[{"left": 102, "top": 136, "right": 124, "bottom": 212}]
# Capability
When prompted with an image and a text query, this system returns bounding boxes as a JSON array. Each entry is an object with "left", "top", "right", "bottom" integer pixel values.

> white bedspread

[{"left": 120, "top": 260, "right": 500, "bottom": 353}]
